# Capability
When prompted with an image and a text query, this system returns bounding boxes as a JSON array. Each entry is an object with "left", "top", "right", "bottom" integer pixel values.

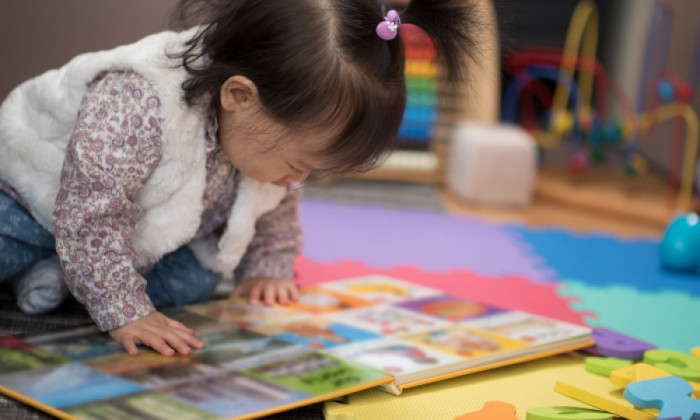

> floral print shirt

[{"left": 52, "top": 72, "right": 302, "bottom": 331}]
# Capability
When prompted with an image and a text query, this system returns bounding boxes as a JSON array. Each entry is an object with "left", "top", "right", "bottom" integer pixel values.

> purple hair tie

[{"left": 376, "top": 10, "right": 401, "bottom": 41}]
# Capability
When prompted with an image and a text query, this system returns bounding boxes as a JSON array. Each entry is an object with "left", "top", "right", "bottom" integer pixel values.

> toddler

[{"left": 0, "top": 0, "right": 479, "bottom": 356}]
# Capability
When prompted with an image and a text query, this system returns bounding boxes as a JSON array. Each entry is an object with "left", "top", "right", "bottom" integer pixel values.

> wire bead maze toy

[{"left": 501, "top": 0, "right": 700, "bottom": 212}]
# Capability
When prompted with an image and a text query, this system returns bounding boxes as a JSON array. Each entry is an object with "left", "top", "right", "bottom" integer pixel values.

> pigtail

[{"left": 400, "top": 0, "right": 481, "bottom": 86}]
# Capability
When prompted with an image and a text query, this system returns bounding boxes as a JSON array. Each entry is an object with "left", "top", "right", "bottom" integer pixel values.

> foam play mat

[
  {"left": 299, "top": 199, "right": 700, "bottom": 353},
  {"left": 298, "top": 198, "right": 699, "bottom": 419}
]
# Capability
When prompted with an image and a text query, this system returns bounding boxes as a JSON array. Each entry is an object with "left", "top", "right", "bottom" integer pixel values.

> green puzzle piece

[
  {"left": 644, "top": 349, "right": 700, "bottom": 382},
  {"left": 585, "top": 356, "right": 633, "bottom": 377},
  {"left": 526, "top": 406, "right": 614, "bottom": 420}
]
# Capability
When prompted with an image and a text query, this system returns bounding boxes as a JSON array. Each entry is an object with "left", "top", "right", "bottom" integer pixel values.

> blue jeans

[{"left": 0, "top": 190, "right": 220, "bottom": 308}]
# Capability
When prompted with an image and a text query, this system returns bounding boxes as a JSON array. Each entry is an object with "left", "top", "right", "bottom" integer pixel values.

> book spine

[{"left": 376, "top": 382, "right": 402, "bottom": 395}]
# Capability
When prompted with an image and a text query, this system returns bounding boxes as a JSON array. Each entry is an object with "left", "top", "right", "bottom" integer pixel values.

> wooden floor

[{"left": 441, "top": 166, "right": 681, "bottom": 238}]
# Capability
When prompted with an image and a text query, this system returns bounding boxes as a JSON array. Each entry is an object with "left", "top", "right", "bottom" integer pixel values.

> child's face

[
  {"left": 218, "top": 108, "right": 334, "bottom": 187},
  {"left": 217, "top": 76, "right": 334, "bottom": 187}
]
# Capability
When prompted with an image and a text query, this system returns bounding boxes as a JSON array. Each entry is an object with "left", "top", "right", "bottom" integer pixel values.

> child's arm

[
  {"left": 109, "top": 312, "right": 204, "bottom": 356},
  {"left": 52, "top": 72, "right": 196, "bottom": 356},
  {"left": 232, "top": 188, "right": 303, "bottom": 305}
]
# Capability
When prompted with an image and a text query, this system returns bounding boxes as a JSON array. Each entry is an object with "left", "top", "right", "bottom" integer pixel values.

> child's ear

[{"left": 220, "top": 75, "right": 259, "bottom": 112}]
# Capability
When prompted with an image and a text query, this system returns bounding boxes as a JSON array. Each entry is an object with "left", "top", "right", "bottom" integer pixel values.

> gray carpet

[{"left": 304, "top": 179, "right": 445, "bottom": 212}]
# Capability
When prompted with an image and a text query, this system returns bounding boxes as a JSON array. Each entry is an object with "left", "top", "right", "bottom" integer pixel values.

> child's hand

[
  {"left": 109, "top": 312, "right": 205, "bottom": 357},
  {"left": 231, "top": 277, "right": 299, "bottom": 306}
]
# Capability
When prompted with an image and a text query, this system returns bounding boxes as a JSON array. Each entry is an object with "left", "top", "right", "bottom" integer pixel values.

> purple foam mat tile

[{"left": 299, "top": 199, "right": 554, "bottom": 281}]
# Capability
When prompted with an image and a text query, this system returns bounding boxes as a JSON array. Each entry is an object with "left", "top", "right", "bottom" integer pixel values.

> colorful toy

[
  {"left": 453, "top": 401, "right": 517, "bottom": 420},
  {"left": 589, "top": 327, "right": 657, "bottom": 359},
  {"left": 610, "top": 363, "right": 700, "bottom": 398},
  {"left": 643, "top": 349, "right": 700, "bottom": 382},
  {"left": 584, "top": 356, "right": 632, "bottom": 377},
  {"left": 554, "top": 348, "right": 700, "bottom": 420},
  {"left": 399, "top": 24, "right": 438, "bottom": 147},
  {"left": 623, "top": 376, "right": 700, "bottom": 420},
  {"left": 501, "top": 0, "right": 700, "bottom": 211},
  {"left": 611, "top": 363, "right": 671, "bottom": 386},
  {"left": 554, "top": 380, "right": 656, "bottom": 420},
  {"left": 659, "top": 212, "right": 700, "bottom": 273},
  {"left": 526, "top": 406, "right": 613, "bottom": 420}
]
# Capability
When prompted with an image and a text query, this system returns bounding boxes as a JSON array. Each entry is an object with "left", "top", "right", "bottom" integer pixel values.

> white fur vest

[{"left": 0, "top": 29, "right": 286, "bottom": 276}]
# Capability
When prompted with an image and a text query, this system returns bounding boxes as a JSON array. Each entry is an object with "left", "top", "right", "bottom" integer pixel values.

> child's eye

[{"left": 288, "top": 163, "right": 304, "bottom": 175}]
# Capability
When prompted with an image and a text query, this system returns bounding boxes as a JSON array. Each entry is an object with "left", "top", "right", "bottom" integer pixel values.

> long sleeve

[
  {"left": 235, "top": 187, "right": 304, "bottom": 281},
  {"left": 53, "top": 72, "right": 163, "bottom": 331}
]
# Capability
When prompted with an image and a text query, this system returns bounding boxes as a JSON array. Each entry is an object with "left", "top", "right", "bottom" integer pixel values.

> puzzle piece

[
  {"left": 554, "top": 380, "right": 656, "bottom": 420},
  {"left": 590, "top": 327, "right": 656, "bottom": 359},
  {"left": 585, "top": 356, "right": 633, "bottom": 377},
  {"left": 526, "top": 406, "right": 614, "bottom": 419},
  {"left": 610, "top": 363, "right": 700, "bottom": 398},
  {"left": 623, "top": 376, "right": 700, "bottom": 420},
  {"left": 644, "top": 349, "right": 700, "bottom": 382},
  {"left": 610, "top": 363, "right": 669, "bottom": 386},
  {"left": 454, "top": 401, "right": 517, "bottom": 420}
]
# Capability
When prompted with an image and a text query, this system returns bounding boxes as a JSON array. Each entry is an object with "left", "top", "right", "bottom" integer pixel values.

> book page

[{"left": 0, "top": 274, "right": 591, "bottom": 419}]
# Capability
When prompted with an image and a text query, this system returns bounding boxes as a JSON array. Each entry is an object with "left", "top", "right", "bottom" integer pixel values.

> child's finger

[
  {"left": 263, "top": 284, "right": 277, "bottom": 306},
  {"left": 165, "top": 337, "right": 194, "bottom": 355},
  {"left": 287, "top": 283, "right": 300, "bottom": 302},
  {"left": 122, "top": 335, "right": 140, "bottom": 356},
  {"left": 231, "top": 285, "right": 244, "bottom": 299},
  {"left": 182, "top": 333, "right": 206, "bottom": 350},
  {"left": 169, "top": 326, "right": 205, "bottom": 350},
  {"left": 142, "top": 333, "right": 176, "bottom": 357},
  {"left": 166, "top": 318, "right": 195, "bottom": 334},
  {"left": 248, "top": 284, "right": 263, "bottom": 304},
  {"left": 276, "top": 286, "right": 290, "bottom": 305},
  {"left": 156, "top": 327, "right": 201, "bottom": 355}
]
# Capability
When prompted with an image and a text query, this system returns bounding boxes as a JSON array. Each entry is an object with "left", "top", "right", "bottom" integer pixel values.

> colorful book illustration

[{"left": 0, "top": 275, "right": 593, "bottom": 419}]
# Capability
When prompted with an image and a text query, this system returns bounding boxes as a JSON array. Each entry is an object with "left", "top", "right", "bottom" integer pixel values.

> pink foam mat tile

[{"left": 294, "top": 256, "right": 591, "bottom": 325}]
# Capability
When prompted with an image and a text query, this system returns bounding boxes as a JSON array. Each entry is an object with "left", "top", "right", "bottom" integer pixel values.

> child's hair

[{"left": 171, "top": 0, "right": 478, "bottom": 174}]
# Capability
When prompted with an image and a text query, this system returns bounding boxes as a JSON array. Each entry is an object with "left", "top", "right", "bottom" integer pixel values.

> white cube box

[{"left": 447, "top": 122, "right": 537, "bottom": 207}]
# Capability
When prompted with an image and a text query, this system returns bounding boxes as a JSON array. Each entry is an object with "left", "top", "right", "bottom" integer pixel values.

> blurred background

[
  {"left": 2, "top": 2, "right": 700, "bottom": 419},
  {"left": 1, "top": 0, "right": 699, "bottom": 237}
]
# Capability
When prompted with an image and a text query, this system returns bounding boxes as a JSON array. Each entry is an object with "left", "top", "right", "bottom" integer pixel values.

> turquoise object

[
  {"left": 659, "top": 213, "right": 700, "bottom": 272},
  {"left": 624, "top": 376, "right": 700, "bottom": 420}
]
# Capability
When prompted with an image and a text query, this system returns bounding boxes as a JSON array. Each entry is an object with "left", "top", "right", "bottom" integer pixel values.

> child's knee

[{"left": 144, "top": 246, "right": 221, "bottom": 306}]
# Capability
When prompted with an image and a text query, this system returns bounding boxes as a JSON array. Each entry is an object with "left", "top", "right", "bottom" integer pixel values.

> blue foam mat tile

[{"left": 507, "top": 225, "right": 700, "bottom": 296}]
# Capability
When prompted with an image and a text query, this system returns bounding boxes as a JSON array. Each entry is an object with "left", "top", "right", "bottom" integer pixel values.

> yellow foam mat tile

[{"left": 324, "top": 354, "right": 595, "bottom": 420}]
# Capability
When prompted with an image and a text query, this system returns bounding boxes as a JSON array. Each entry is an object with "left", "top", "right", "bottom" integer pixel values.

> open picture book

[{"left": 0, "top": 274, "right": 593, "bottom": 420}]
